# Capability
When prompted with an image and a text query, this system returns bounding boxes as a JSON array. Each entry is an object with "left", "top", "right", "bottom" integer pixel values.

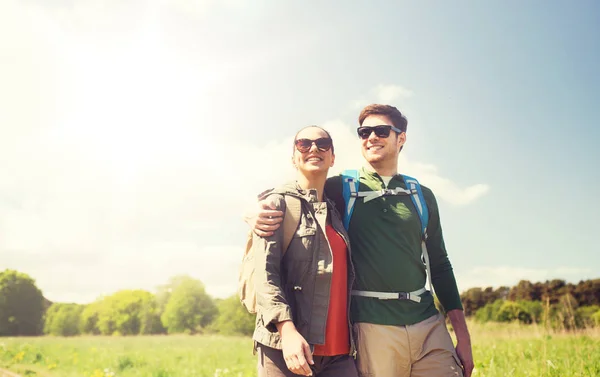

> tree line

[
  {"left": 1, "top": 269, "right": 599, "bottom": 337},
  {"left": 0, "top": 270, "right": 254, "bottom": 337},
  {"left": 459, "top": 278, "right": 600, "bottom": 329}
]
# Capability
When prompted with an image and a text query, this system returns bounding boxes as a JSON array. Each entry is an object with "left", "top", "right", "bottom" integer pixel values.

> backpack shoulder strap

[
  {"left": 400, "top": 174, "right": 433, "bottom": 293},
  {"left": 341, "top": 169, "right": 360, "bottom": 230},
  {"left": 282, "top": 195, "right": 302, "bottom": 254},
  {"left": 400, "top": 174, "right": 429, "bottom": 237}
]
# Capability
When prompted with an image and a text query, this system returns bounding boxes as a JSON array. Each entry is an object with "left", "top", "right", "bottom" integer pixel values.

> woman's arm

[{"left": 253, "top": 194, "right": 314, "bottom": 376}]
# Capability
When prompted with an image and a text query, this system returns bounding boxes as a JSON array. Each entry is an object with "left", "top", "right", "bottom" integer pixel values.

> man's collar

[{"left": 360, "top": 166, "right": 401, "bottom": 180}]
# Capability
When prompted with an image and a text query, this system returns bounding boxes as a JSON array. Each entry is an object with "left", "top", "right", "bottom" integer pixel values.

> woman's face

[{"left": 292, "top": 127, "right": 335, "bottom": 175}]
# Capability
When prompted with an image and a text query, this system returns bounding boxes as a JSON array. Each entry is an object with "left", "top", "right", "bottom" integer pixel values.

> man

[{"left": 251, "top": 104, "right": 474, "bottom": 377}]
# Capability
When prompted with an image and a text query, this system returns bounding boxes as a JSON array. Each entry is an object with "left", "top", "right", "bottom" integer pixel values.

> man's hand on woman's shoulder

[{"left": 243, "top": 199, "right": 284, "bottom": 237}]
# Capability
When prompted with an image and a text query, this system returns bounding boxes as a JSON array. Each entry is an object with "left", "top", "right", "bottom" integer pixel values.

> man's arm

[
  {"left": 423, "top": 187, "right": 462, "bottom": 312},
  {"left": 243, "top": 196, "right": 284, "bottom": 237},
  {"left": 447, "top": 309, "right": 474, "bottom": 377},
  {"left": 247, "top": 176, "right": 343, "bottom": 237},
  {"left": 423, "top": 187, "right": 473, "bottom": 377}
]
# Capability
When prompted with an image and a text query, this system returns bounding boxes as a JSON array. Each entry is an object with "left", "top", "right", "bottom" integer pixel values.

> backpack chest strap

[
  {"left": 352, "top": 187, "right": 416, "bottom": 203},
  {"left": 351, "top": 287, "right": 427, "bottom": 303}
]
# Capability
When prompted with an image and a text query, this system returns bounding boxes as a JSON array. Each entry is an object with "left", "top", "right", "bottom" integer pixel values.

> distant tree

[
  {"left": 96, "top": 290, "right": 155, "bottom": 335},
  {"left": 461, "top": 288, "right": 485, "bottom": 317},
  {"left": 544, "top": 279, "right": 567, "bottom": 304},
  {"left": 556, "top": 293, "right": 579, "bottom": 330},
  {"left": 208, "top": 295, "right": 255, "bottom": 336},
  {"left": 460, "top": 286, "right": 513, "bottom": 317},
  {"left": 519, "top": 300, "right": 543, "bottom": 324},
  {"left": 474, "top": 299, "right": 504, "bottom": 323},
  {"left": 161, "top": 276, "right": 217, "bottom": 334},
  {"left": 496, "top": 301, "right": 523, "bottom": 323},
  {"left": 493, "top": 286, "right": 510, "bottom": 301},
  {"left": 508, "top": 280, "right": 534, "bottom": 301},
  {"left": 80, "top": 301, "right": 102, "bottom": 335},
  {"left": 44, "top": 303, "right": 83, "bottom": 336},
  {"left": 573, "top": 279, "right": 600, "bottom": 307},
  {"left": 139, "top": 299, "right": 166, "bottom": 335},
  {"left": 155, "top": 275, "right": 192, "bottom": 313},
  {"left": 0, "top": 269, "right": 45, "bottom": 336}
]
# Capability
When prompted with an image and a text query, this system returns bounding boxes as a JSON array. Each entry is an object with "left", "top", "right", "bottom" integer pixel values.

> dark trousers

[{"left": 257, "top": 345, "right": 359, "bottom": 377}]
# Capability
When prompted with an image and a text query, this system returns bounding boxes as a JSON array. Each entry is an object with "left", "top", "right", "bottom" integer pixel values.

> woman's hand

[{"left": 277, "top": 321, "right": 314, "bottom": 376}]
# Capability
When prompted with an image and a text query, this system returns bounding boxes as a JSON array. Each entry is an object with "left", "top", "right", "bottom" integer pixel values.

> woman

[{"left": 252, "top": 126, "right": 358, "bottom": 377}]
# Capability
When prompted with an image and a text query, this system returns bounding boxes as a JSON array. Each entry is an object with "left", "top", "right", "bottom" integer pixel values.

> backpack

[
  {"left": 341, "top": 169, "right": 433, "bottom": 294},
  {"left": 238, "top": 194, "right": 303, "bottom": 314}
]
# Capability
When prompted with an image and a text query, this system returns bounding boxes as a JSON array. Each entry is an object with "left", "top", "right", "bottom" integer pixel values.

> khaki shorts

[{"left": 353, "top": 313, "right": 463, "bottom": 377}]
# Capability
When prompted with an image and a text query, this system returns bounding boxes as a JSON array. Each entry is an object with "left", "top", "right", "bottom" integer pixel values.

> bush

[
  {"left": 475, "top": 300, "right": 542, "bottom": 324},
  {"left": 575, "top": 305, "right": 600, "bottom": 328},
  {"left": 44, "top": 303, "right": 83, "bottom": 336},
  {"left": 592, "top": 310, "right": 600, "bottom": 327},
  {"left": 475, "top": 299, "right": 504, "bottom": 323},
  {"left": 496, "top": 301, "right": 532, "bottom": 323},
  {"left": 207, "top": 296, "right": 255, "bottom": 336},
  {"left": 519, "top": 300, "right": 543, "bottom": 324},
  {"left": 545, "top": 294, "right": 579, "bottom": 330}
]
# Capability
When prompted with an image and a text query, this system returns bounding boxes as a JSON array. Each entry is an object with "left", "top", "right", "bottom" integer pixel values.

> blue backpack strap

[
  {"left": 341, "top": 169, "right": 360, "bottom": 230},
  {"left": 401, "top": 174, "right": 429, "bottom": 239},
  {"left": 401, "top": 174, "right": 433, "bottom": 294}
]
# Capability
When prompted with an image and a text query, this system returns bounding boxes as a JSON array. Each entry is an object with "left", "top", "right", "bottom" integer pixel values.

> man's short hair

[{"left": 358, "top": 104, "right": 408, "bottom": 133}]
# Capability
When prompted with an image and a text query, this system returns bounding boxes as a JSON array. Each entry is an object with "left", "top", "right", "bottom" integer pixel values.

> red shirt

[{"left": 313, "top": 224, "right": 350, "bottom": 356}]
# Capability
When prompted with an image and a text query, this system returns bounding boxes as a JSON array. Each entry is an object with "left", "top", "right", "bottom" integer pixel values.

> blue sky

[{"left": 0, "top": 1, "right": 598, "bottom": 303}]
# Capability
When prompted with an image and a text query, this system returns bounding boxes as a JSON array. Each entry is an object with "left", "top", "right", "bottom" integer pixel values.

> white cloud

[
  {"left": 456, "top": 266, "right": 595, "bottom": 291},
  {"left": 405, "top": 163, "right": 490, "bottom": 206}
]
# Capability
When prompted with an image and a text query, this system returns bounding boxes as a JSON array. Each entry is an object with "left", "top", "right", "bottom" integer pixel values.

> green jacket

[
  {"left": 252, "top": 182, "right": 356, "bottom": 355},
  {"left": 325, "top": 168, "right": 463, "bottom": 326}
]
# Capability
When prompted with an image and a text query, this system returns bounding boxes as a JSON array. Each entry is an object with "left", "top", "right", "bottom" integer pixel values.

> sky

[{"left": 1, "top": 0, "right": 599, "bottom": 304}]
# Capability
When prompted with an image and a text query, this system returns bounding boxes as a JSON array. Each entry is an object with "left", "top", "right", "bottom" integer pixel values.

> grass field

[{"left": 1, "top": 322, "right": 598, "bottom": 377}]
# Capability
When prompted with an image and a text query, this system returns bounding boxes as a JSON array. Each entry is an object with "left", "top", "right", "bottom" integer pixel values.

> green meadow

[{"left": 1, "top": 322, "right": 598, "bottom": 377}]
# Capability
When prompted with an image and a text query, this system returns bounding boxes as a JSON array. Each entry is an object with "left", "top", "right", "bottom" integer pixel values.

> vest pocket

[{"left": 286, "top": 225, "right": 316, "bottom": 261}]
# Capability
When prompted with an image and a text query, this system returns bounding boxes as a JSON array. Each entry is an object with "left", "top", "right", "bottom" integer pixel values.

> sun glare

[{"left": 53, "top": 28, "right": 206, "bottom": 179}]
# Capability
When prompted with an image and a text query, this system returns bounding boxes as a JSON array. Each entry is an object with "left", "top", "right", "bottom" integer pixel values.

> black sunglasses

[
  {"left": 294, "top": 137, "right": 333, "bottom": 153},
  {"left": 357, "top": 125, "right": 403, "bottom": 140}
]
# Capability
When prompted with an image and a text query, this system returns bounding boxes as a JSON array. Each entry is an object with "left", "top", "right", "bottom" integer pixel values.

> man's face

[{"left": 359, "top": 114, "right": 406, "bottom": 165}]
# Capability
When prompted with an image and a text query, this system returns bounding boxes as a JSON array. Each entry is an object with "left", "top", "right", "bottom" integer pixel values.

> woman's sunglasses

[
  {"left": 357, "top": 125, "right": 403, "bottom": 140},
  {"left": 294, "top": 137, "right": 333, "bottom": 153}
]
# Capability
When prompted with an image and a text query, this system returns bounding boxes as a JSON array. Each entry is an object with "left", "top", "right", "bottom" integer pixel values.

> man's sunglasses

[
  {"left": 294, "top": 137, "right": 333, "bottom": 153},
  {"left": 357, "top": 125, "right": 403, "bottom": 140}
]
